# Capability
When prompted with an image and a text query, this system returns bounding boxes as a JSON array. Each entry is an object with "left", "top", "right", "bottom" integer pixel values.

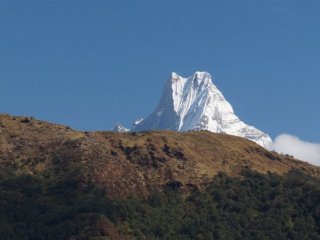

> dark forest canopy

[{"left": 1, "top": 169, "right": 320, "bottom": 240}]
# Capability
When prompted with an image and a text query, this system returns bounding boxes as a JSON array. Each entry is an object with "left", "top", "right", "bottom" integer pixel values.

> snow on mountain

[
  {"left": 113, "top": 123, "right": 130, "bottom": 133},
  {"left": 132, "top": 71, "right": 272, "bottom": 149}
]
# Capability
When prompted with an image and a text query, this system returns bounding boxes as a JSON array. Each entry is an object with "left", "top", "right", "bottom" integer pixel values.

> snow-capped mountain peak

[
  {"left": 132, "top": 71, "right": 272, "bottom": 149},
  {"left": 113, "top": 123, "right": 129, "bottom": 133}
]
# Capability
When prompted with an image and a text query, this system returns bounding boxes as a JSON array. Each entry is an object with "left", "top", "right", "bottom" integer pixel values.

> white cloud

[{"left": 272, "top": 134, "right": 320, "bottom": 166}]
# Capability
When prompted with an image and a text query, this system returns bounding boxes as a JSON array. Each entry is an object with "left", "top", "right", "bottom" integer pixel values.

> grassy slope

[{"left": 0, "top": 114, "right": 320, "bottom": 239}]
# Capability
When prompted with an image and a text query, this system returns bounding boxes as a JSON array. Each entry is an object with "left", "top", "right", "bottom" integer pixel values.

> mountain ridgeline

[
  {"left": 131, "top": 72, "right": 272, "bottom": 148},
  {"left": 1, "top": 114, "right": 320, "bottom": 239}
]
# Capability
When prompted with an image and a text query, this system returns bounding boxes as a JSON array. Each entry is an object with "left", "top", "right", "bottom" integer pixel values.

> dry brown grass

[{"left": 1, "top": 114, "right": 319, "bottom": 198}]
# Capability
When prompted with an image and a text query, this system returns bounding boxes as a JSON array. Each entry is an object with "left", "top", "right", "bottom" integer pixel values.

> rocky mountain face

[{"left": 132, "top": 72, "right": 272, "bottom": 149}]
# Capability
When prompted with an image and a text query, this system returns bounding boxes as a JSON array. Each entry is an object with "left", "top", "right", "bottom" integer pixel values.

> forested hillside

[{"left": 0, "top": 114, "right": 319, "bottom": 239}]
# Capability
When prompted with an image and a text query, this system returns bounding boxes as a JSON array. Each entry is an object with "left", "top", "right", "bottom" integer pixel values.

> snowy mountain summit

[
  {"left": 132, "top": 71, "right": 272, "bottom": 149},
  {"left": 113, "top": 123, "right": 129, "bottom": 133}
]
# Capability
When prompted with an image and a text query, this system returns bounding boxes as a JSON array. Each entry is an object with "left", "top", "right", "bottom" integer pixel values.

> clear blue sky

[{"left": 0, "top": 1, "right": 319, "bottom": 142}]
